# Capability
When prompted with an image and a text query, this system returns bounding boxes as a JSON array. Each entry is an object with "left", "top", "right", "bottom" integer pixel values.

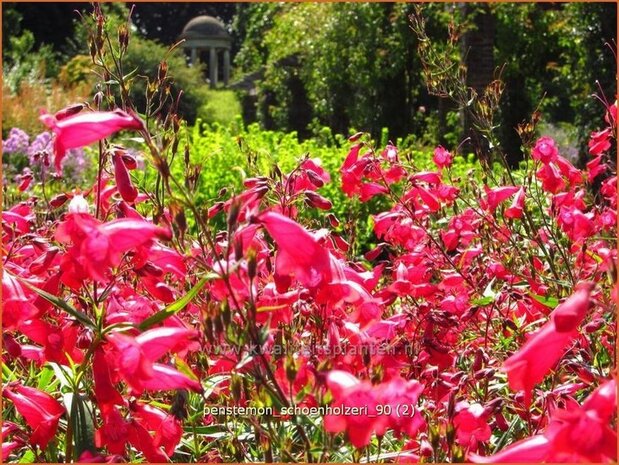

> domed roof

[{"left": 180, "top": 15, "right": 230, "bottom": 40}]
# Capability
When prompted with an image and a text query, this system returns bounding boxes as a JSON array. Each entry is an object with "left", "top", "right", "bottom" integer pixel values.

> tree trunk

[{"left": 460, "top": 4, "right": 495, "bottom": 157}]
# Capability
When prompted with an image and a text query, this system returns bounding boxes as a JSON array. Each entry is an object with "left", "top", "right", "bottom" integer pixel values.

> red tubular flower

[
  {"left": 105, "top": 327, "right": 202, "bottom": 395},
  {"left": 503, "top": 282, "right": 594, "bottom": 406},
  {"left": 259, "top": 211, "right": 332, "bottom": 292},
  {"left": 93, "top": 348, "right": 125, "bottom": 409},
  {"left": 531, "top": 136, "right": 559, "bottom": 163},
  {"left": 551, "top": 281, "right": 595, "bottom": 332},
  {"left": 536, "top": 163, "right": 566, "bottom": 193},
  {"left": 40, "top": 109, "right": 143, "bottom": 173},
  {"left": 3, "top": 383, "right": 65, "bottom": 449},
  {"left": 470, "top": 378, "right": 616, "bottom": 463},
  {"left": 324, "top": 370, "right": 379, "bottom": 448},
  {"left": 112, "top": 151, "right": 138, "bottom": 203},
  {"left": 324, "top": 371, "right": 425, "bottom": 448},
  {"left": 433, "top": 145, "right": 453, "bottom": 169},
  {"left": 504, "top": 187, "right": 525, "bottom": 219},
  {"left": 131, "top": 402, "right": 183, "bottom": 457},
  {"left": 453, "top": 402, "right": 491, "bottom": 451},
  {"left": 55, "top": 213, "right": 171, "bottom": 284},
  {"left": 588, "top": 128, "right": 612, "bottom": 156},
  {"left": 483, "top": 186, "right": 520, "bottom": 212},
  {"left": 2, "top": 272, "right": 39, "bottom": 330}
]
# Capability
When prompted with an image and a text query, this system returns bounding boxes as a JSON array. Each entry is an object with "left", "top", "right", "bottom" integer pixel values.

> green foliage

[
  {"left": 197, "top": 89, "right": 243, "bottom": 126},
  {"left": 492, "top": 3, "right": 616, "bottom": 163},
  {"left": 160, "top": 121, "right": 479, "bottom": 253},
  {"left": 237, "top": 3, "right": 435, "bottom": 140},
  {"left": 2, "top": 28, "right": 60, "bottom": 93}
]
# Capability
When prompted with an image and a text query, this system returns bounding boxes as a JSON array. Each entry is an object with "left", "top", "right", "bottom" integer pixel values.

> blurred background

[{"left": 3, "top": 2, "right": 617, "bottom": 166}]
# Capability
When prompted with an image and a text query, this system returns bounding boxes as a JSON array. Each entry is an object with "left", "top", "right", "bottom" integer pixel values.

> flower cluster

[{"left": 1, "top": 94, "right": 616, "bottom": 463}]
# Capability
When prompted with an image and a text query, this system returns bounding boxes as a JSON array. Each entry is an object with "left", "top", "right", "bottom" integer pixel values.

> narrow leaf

[
  {"left": 18, "top": 277, "right": 95, "bottom": 328},
  {"left": 138, "top": 274, "right": 217, "bottom": 330}
]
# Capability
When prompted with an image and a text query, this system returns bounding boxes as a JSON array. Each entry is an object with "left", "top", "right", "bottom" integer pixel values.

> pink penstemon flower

[{"left": 39, "top": 108, "right": 143, "bottom": 173}]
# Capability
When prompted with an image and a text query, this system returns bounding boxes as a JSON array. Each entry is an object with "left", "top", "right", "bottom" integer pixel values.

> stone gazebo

[{"left": 179, "top": 16, "right": 231, "bottom": 88}]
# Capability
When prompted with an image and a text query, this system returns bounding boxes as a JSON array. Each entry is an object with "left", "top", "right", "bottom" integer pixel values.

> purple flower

[{"left": 3, "top": 128, "right": 30, "bottom": 154}]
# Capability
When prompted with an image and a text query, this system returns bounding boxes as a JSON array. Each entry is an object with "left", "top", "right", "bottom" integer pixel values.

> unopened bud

[
  {"left": 247, "top": 250, "right": 257, "bottom": 280},
  {"left": 50, "top": 193, "right": 69, "bottom": 208},
  {"left": 234, "top": 236, "right": 244, "bottom": 262},
  {"left": 213, "top": 313, "right": 224, "bottom": 335},
  {"left": 112, "top": 151, "right": 138, "bottom": 203},
  {"left": 221, "top": 300, "right": 231, "bottom": 327},
  {"left": 305, "top": 191, "right": 332, "bottom": 210},
  {"left": 204, "top": 317, "right": 215, "bottom": 343},
  {"left": 305, "top": 169, "right": 324, "bottom": 188},
  {"left": 326, "top": 213, "right": 340, "bottom": 228},
  {"left": 118, "top": 27, "right": 129, "bottom": 53},
  {"left": 55, "top": 104, "right": 84, "bottom": 120},
  {"left": 348, "top": 132, "right": 364, "bottom": 142},
  {"left": 284, "top": 356, "right": 298, "bottom": 383},
  {"left": 227, "top": 200, "right": 241, "bottom": 231},
  {"left": 446, "top": 422, "right": 455, "bottom": 445},
  {"left": 158, "top": 61, "right": 168, "bottom": 82},
  {"left": 472, "top": 348, "right": 484, "bottom": 372}
]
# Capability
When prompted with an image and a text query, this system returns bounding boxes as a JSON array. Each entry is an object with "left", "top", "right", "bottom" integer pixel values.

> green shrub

[
  {"left": 121, "top": 36, "right": 209, "bottom": 123},
  {"left": 197, "top": 89, "right": 243, "bottom": 126}
]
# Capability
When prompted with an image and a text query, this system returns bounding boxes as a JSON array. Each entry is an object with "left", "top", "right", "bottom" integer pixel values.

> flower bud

[
  {"left": 305, "top": 191, "right": 332, "bottom": 210},
  {"left": 118, "top": 25, "right": 129, "bottom": 54},
  {"left": 348, "top": 132, "right": 364, "bottom": 142},
  {"left": 247, "top": 250, "right": 257, "bottom": 281},
  {"left": 326, "top": 213, "right": 340, "bottom": 228},
  {"left": 158, "top": 61, "right": 168, "bottom": 82},
  {"left": 204, "top": 316, "right": 215, "bottom": 343},
  {"left": 231, "top": 375, "right": 243, "bottom": 402},
  {"left": 472, "top": 348, "right": 484, "bottom": 372},
  {"left": 54, "top": 103, "right": 84, "bottom": 121},
  {"left": 227, "top": 200, "right": 241, "bottom": 231},
  {"left": 284, "top": 356, "right": 298, "bottom": 383},
  {"left": 221, "top": 300, "right": 231, "bottom": 327},
  {"left": 446, "top": 422, "right": 455, "bottom": 445},
  {"left": 305, "top": 169, "right": 324, "bottom": 188},
  {"left": 234, "top": 236, "right": 244, "bottom": 262},
  {"left": 213, "top": 313, "right": 224, "bottom": 335}
]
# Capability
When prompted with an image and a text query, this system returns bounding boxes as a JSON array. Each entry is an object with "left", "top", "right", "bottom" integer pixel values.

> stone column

[
  {"left": 209, "top": 47, "right": 218, "bottom": 88},
  {"left": 223, "top": 49, "right": 230, "bottom": 86},
  {"left": 190, "top": 47, "right": 198, "bottom": 66}
]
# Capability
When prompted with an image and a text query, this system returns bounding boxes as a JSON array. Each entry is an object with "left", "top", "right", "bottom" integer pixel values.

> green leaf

[
  {"left": 18, "top": 450, "right": 35, "bottom": 463},
  {"left": 138, "top": 274, "right": 217, "bottom": 330},
  {"left": 37, "top": 366, "right": 55, "bottom": 391},
  {"left": 183, "top": 425, "right": 224, "bottom": 435},
  {"left": 65, "top": 393, "right": 96, "bottom": 460},
  {"left": 17, "top": 277, "right": 95, "bottom": 329},
  {"left": 528, "top": 292, "right": 559, "bottom": 309},
  {"left": 471, "top": 296, "right": 494, "bottom": 307}
]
